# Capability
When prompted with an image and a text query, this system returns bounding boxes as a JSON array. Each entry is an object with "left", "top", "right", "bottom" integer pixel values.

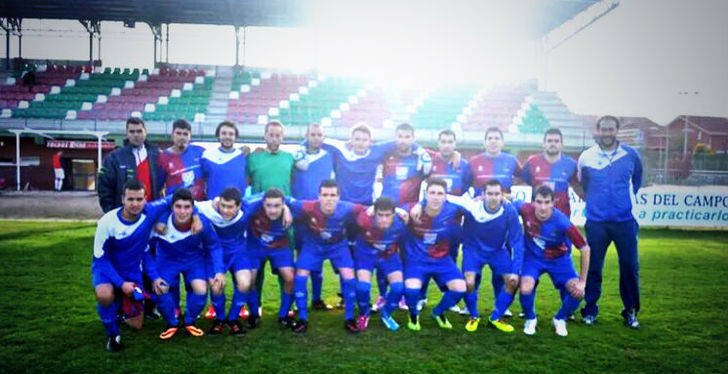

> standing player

[
  {"left": 520, "top": 128, "right": 583, "bottom": 217},
  {"left": 201, "top": 121, "right": 248, "bottom": 199},
  {"left": 157, "top": 119, "right": 206, "bottom": 200},
  {"left": 246, "top": 188, "right": 298, "bottom": 328},
  {"left": 379, "top": 123, "right": 431, "bottom": 205},
  {"left": 469, "top": 126, "right": 521, "bottom": 316},
  {"left": 578, "top": 115, "right": 642, "bottom": 328},
  {"left": 445, "top": 179, "right": 524, "bottom": 333},
  {"left": 288, "top": 180, "right": 368, "bottom": 333},
  {"left": 353, "top": 197, "right": 408, "bottom": 331},
  {"left": 292, "top": 123, "right": 336, "bottom": 311},
  {"left": 92, "top": 180, "right": 173, "bottom": 352},
  {"left": 515, "top": 185, "right": 591, "bottom": 336},
  {"left": 403, "top": 178, "right": 467, "bottom": 331},
  {"left": 146, "top": 188, "right": 225, "bottom": 340}
]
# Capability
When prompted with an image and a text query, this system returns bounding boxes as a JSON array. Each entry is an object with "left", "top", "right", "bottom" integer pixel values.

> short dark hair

[
  {"left": 534, "top": 185, "right": 555, "bottom": 200},
  {"left": 485, "top": 126, "right": 503, "bottom": 140},
  {"left": 596, "top": 115, "right": 620, "bottom": 130},
  {"left": 373, "top": 197, "right": 395, "bottom": 213},
  {"left": 319, "top": 179, "right": 339, "bottom": 194},
  {"left": 172, "top": 119, "right": 192, "bottom": 132},
  {"left": 426, "top": 177, "right": 448, "bottom": 192},
  {"left": 122, "top": 179, "right": 145, "bottom": 195},
  {"left": 216, "top": 121, "right": 238, "bottom": 138},
  {"left": 351, "top": 124, "right": 371, "bottom": 138},
  {"left": 438, "top": 129, "right": 456, "bottom": 141},
  {"left": 172, "top": 188, "right": 194, "bottom": 205},
  {"left": 543, "top": 127, "right": 563, "bottom": 141},
  {"left": 219, "top": 187, "right": 242, "bottom": 205},
  {"left": 396, "top": 123, "right": 414, "bottom": 134},
  {"left": 126, "top": 117, "right": 145, "bottom": 129},
  {"left": 263, "top": 187, "right": 284, "bottom": 201},
  {"left": 484, "top": 179, "right": 502, "bottom": 190},
  {"left": 265, "top": 120, "right": 284, "bottom": 134}
]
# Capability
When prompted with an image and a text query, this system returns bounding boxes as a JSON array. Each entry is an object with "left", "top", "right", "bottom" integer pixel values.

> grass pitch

[{"left": 0, "top": 221, "right": 726, "bottom": 373}]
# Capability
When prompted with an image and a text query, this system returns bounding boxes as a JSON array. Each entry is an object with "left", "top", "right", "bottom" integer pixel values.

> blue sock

[
  {"left": 97, "top": 301, "right": 120, "bottom": 336},
  {"left": 490, "top": 290, "right": 515, "bottom": 320},
  {"left": 376, "top": 270, "right": 388, "bottom": 298},
  {"left": 279, "top": 290, "right": 294, "bottom": 319},
  {"left": 211, "top": 292, "right": 226, "bottom": 320},
  {"left": 463, "top": 290, "right": 479, "bottom": 318},
  {"left": 156, "top": 292, "right": 179, "bottom": 326},
  {"left": 405, "top": 287, "right": 421, "bottom": 321},
  {"left": 227, "top": 289, "right": 248, "bottom": 322},
  {"left": 520, "top": 291, "right": 536, "bottom": 320},
  {"left": 294, "top": 274, "right": 309, "bottom": 321},
  {"left": 247, "top": 289, "right": 261, "bottom": 318},
  {"left": 383, "top": 281, "right": 403, "bottom": 316},
  {"left": 311, "top": 271, "right": 323, "bottom": 302},
  {"left": 433, "top": 290, "right": 465, "bottom": 316},
  {"left": 555, "top": 293, "right": 582, "bottom": 320},
  {"left": 356, "top": 281, "right": 372, "bottom": 317},
  {"left": 419, "top": 276, "right": 431, "bottom": 300},
  {"left": 184, "top": 292, "right": 208, "bottom": 325},
  {"left": 491, "top": 274, "right": 503, "bottom": 303},
  {"left": 343, "top": 278, "right": 357, "bottom": 320}
]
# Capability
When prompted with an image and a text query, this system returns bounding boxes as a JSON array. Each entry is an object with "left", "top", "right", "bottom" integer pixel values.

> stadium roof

[
  {"left": 1, "top": 0, "right": 598, "bottom": 37},
  {"left": 0, "top": 0, "right": 307, "bottom": 28}
]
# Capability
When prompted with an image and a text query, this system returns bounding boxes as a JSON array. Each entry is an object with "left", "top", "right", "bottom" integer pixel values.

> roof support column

[
  {"left": 234, "top": 25, "right": 240, "bottom": 67},
  {"left": 79, "top": 20, "right": 101, "bottom": 67}
]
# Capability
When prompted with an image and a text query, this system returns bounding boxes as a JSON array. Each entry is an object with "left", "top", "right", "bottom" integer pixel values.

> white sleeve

[{"left": 93, "top": 215, "right": 113, "bottom": 259}]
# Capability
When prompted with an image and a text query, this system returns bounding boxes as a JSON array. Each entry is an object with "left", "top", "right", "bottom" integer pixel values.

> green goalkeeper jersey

[{"left": 247, "top": 149, "right": 294, "bottom": 196}]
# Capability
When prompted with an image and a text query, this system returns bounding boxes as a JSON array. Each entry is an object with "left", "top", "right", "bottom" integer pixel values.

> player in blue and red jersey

[
  {"left": 201, "top": 121, "right": 249, "bottom": 200},
  {"left": 380, "top": 123, "right": 431, "bottom": 206},
  {"left": 145, "top": 188, "right": 225, "bottom": 340},
  {"left": 287, "top": 179, "right": 368, "bottom": 333},
  {"left": 520, "top": 128, "right": 583, "bottom": 217},
  {"left": 468, "top": 126, "right": 522, "bottom": 317},
  {"left": 403, "top": 178, "right": 467, "bottom": 331},
  {"left": 157, "top": 119, "right": 206, "bottom": 200},
  {"left": 353, "top": 197, "right": 408, "bottom": 331},
  {"left": 514, "top": 185, "right": 591, "bottom": 337},
  {"left": 245, "top": 188, "right": 297, "bottom": 328},
  {"left": 417, "top": 129, "right": 471, "bottom": 311},
  {"left": 92, "top": 180, "right": 175, "bottom": 352},
  {"left": 445, "top": 179, "right": 525, "bottom": 333}
]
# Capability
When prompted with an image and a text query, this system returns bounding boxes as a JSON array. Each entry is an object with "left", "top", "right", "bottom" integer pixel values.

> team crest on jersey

[
  {"left": 535, "top": 166, "right": 541, "bottom": 173},
  {"left": 478, "top": 165, "right": 483, "bottom": 171},
  {"left": 168, "top": 162, "right": 174, "bottom": 169},
  {"left": 365, "top": 231, "right": 372, "bottom": 237},
  {"left": 261, "top": 233, "right": 274, "bottom": 243},
  {"left": 320, "top": 231, "right": 332, "bottom": 240},
  {"left": 373, "top": 243, "right": 386, "bottom": 252}
]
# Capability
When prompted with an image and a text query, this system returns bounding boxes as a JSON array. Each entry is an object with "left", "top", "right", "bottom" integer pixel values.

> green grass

[{"left": 0, "top": 222, "right": 726, "bottom": 373}]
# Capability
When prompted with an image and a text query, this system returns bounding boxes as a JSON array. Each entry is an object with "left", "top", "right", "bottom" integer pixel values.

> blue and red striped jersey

[
  {"left": 513, "top": 200, "right": 586, "bottom": 260},
  {"left": 354, "top": 209, "right": 406, "bottom": 259},
  {"left": 380, "top": 153, "right": 424, "bottom": 206},
  {"left": 403, "top": 201, "right": 464, "bottom": 262},
  {"left": 469, "top": 152, "right": 521, "bottom": 194},
  {"left": 157, "top": 144, "right": 206, "bottom": 200},
  {"left": 429, "top": 151, "right": 472, "bottom": 196},
  {"left": 520, "top": 153, "right": 578, "bottom": 216},
  {"left": 288, "top": 198, "right": 366, "bottom": 248}
]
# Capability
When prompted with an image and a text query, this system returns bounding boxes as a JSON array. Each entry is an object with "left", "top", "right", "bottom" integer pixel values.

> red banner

[{"left": 46, "top": 140, "right": 115, "bottom": 150}]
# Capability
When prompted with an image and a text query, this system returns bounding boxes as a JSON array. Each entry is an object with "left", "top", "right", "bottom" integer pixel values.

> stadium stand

[{"left": 227, "top": 71, "right": 309, "bottom": 125}]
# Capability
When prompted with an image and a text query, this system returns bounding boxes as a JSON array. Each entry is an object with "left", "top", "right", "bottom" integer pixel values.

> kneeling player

[
  {"left": 446, "top": 179, "right": 524, "bottom": 333},
  {"left": 92, "top": 180, "right": 175, "bottom": 352},
  {"left": 353, "top": 197, "right": 407, "bottom": 331},
  {"left": 147, "top": 188, "right": 225, "bottom": 340},
  {"left": 404, "top": 178, "right": 467, "bottom": 331},
  {"left": 515, "top": 185, "right": 590, "bottom": 336},
  {"left": 246, "top": 188, "right": 297, "bottom": 328}
]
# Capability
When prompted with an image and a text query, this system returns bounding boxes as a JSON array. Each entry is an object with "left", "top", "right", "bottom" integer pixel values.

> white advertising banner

[{"left": 510, "top": 185, "right": 728, "bottom": 228}]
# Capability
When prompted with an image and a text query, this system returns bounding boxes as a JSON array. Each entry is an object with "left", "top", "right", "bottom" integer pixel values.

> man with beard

[
  {"left": 577, "top": 116, "right": 643, "bottom": 329},
  {"left": 157, "top": 119, "right": 207, "bottom": 200},
  {"left": 247, "top": 120, "right": 294, "bottom": 196},
  {"left": 520, "top": 128, "right": 583, "bottom": 217},
  {"left": 201, "top": 121, "right": 248, "bottom": 199}
]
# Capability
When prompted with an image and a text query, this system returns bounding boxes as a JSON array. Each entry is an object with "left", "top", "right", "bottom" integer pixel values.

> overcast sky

[{"left": 3, "top": 0, "right": 726, "bottom": 124}]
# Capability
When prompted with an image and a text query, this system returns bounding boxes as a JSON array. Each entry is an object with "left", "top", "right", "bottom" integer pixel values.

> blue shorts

[
  {"left": 250, "top": 248, "right": 295, "bottom": 271},
  {"left": 521, "top": 251, "right": 578, "bottom": 289},
  {"left": 354, "top": 249, "right": 403, "bottom": 276},
  {"left": 404, "top": 257, "right": 463, "bottom": 286},
  {"left": 206, "top": 250, "right": 255, "bottom": 279},
  {"left": 157, "top": 256, "right": 207, "bottom": 287},
  {"left": 461, "top": 247, "right": 513, "bottom": 276},
  {"left": 296, "top": 243, "right": 354, "bottom": 273},
  {"left": 91, "top": 270, "right": 142, "bottom": 288}
]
